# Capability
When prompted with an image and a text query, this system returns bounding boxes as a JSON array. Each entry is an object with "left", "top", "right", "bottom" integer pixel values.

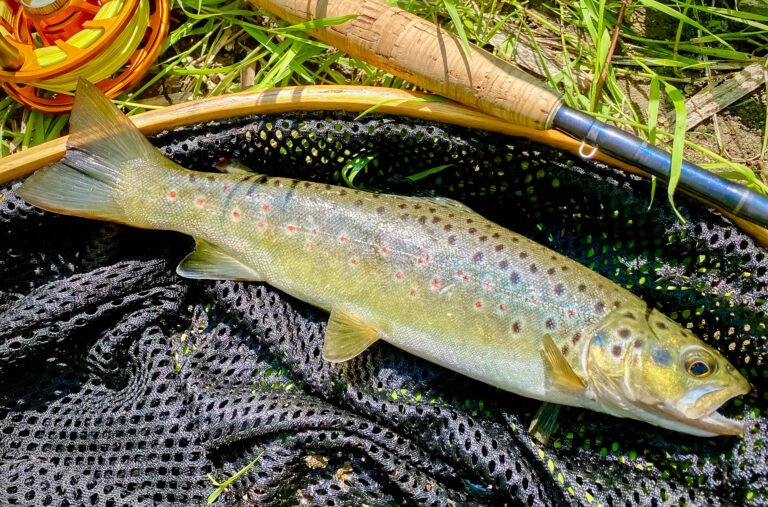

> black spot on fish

[
  {"left": 466, "top": 218, "right": 473, "bottom": 223},
  {"left": 432, "top": 217, "right": 441, "bottom": 224},
  {"left": 546, "top": 318, "right": 555, "bottom": 329},
  {"left": 339, "top": 189, "right": 347, "bottom": 196},
  {"left": 612, "top": 345, "right": 622, "bottom": 357},
  {"left": 512, "top": 237, "right": 519, "bottom": 243},
  {"left": 444, "top": 224, "right": 452, "bottom": 231},
  {"left": 618, "top": 328, "right": 631, "bottom": 338},
  {"left": 520, "top": 252, "right": 528, "bottom": 259},
  {"left": 414, "top": 203, "right": 421, "bottom": 209},
  {"left": 578, "top": 284, "right": 586, "bottom": 292},
  {"left": 572, "top": 333, "right": 581, "bottom": 344},
  {"left": 376, "top": 206, "right": 385, "bottom": 214},
  {"left": 513, "top": 322, "right": 521, "bottom": 333},
  {"left": 561, "top": 345, "right": 569, "bottom": 356},
  {"left": 613, "top": 301, "right": 622, "bottom": 308},
  {"left": 529, "top": 264, "right": 537, "bottom": 273},
  {"left": 325, "top": 184, "right": 332, "bottom": 190},
  {"left": 472, "top": 252, "right": 483, "bottom": 263},
  {"left": 400, "top": 214, "right": 409, "bottom": 221},
  {"left": 494, "top": 244, "right": 503, "bottom": 252},
  {"left": 479, "top": 236, "right": 487, "bottom": 242},
  {"left": 429, "top": 208, "right": 436, "bottom": 213},
  {"left": 399, "top": 203, "right": 407, "bottom": 209},
  {"left": 469, "top": 228, "right": 477, "bottom": 234},
  {"left": 554, "top": 283, "right": 565, "bottom": 296},
  {"left": 418, "top": 216, "right": 427, "bottom": 225},
  {"left": 499, "top": 260, "right": 509, "bottom": 270},
  {"left": 595, "top": 302, "right": 605, "bottom": 312},
  {"left": 623, "top": 312, "right": 636, "bottom": 320},
  {"left": 634, "top": 339, "right": 643, "bottom": 348},
  {"left": 274, "top": 179, "right": 282, "bottom": 187},
  {"left": 561, "top": 266, "right": 568, "bottom": 271},
  {"left": 448, "top": 235, "right": 457, "bottom": 245},
  {"left": 492, "top": 233, "right": 500, "bottom": 239},
  {"left": 372, "top": 194, "right": 380, "bottom": 198},
  {"left": 207, "top": 175, "right": 215, "bottom": 182},
  {"left": 510, "top": 272, "right": 520, "bottom": 284},
  {"left": 652, "top": 348, "right": 671, "bottom": 366},
  {"left": 656, "top": 322, "right": 668, "bottom": 330},
  {"left": 256, "top": 175, "right": 269, "bottom": 184},
  {"left": 189, "top": 174, "right": 197, "bottom": 182},
  {"left": 304, "top": 182, "right": 312, "bottom": 188},
  {"left": 355, "top": 200, "right": 363, "bottom": 207},
  {"left": 547, "top": 268, "right": 556, "bottom": 275},
  {"left": 241, "top": 175, "right": 253, "bottom": 182}
]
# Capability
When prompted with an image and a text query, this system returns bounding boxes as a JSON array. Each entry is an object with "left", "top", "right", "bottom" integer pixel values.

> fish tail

[{"left": 18, "top": 78, "right": 164, "bottom": 224}]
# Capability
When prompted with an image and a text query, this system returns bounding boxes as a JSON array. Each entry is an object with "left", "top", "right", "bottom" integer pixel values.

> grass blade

[{"left": 664, "top": 82, "right": 688, "bottom": 222}]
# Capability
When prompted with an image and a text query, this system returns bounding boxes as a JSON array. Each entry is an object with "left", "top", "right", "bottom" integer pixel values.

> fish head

[{"left": 585, "top": 304, "right": 751, "bottom": 436}]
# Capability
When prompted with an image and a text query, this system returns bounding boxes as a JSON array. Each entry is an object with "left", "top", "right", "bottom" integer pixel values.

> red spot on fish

[
  {"left": 224, "top": 185, "right": 230, "bottom": 192},
  {"left": 306, "top": 242, "right": 312, "bottom": 248},
  {"left": 196, "top": 198, "right": 205, "bottom": 206},
  {"left": 567, "top": 309, "right": 576, "bottom": 316},
  {"left": 287, "top": 225, "right": 296, "bottom": 232},
  {"left": 499, "top": 304, "right": 507, "bottom": 311},
  {"left": 432, "top": 279, "right": 440, "bottom": 287},
  {"left": 463, "top": 275, "right": 470, "bottom": 281},
  {"left": 262, "top": 204, "right": 270, "bottom": 211},
  {"left": 417, "top": 258, "right": 423, "bottom": 264},
  {"left": 350, "top": 259, "right": 358, "bottom": 265},
  {"left": 312, "top": 229, "right": 317, "bottom": 235},
  {"left": 425, "top": 255, "right": 432, "bottom": 262},
  {"left": 457, "top": 270, "right": 464, "bottom": 276},
  {"left": 483, "top": 280, "right": 490, "bottom": 287},
  {"left": 531, "top": 296, "right": 538, "bottom": 304},
  {"left": 410, "top": 289, "right": 416, "bottom": 296},
  {"left": 232, "top": 211, "right": 241, "bottom": 219},
  {"left": 381, "top": 246, "right": 388, "bottom": 253},
  {"left": 340, "top": 236, "right": 347, "bottom": 242},
  {"left": 168, "top": 191, "right": 176, "bottom": 198},
  {"left": 475, "top": 301, "right": 482, "bottom": 308},
  {"left": 396, "top": 272, "right": 403, "bottom": 279},
  {"left": 258, "top": 222, "right": 265, "bottom": 228}
]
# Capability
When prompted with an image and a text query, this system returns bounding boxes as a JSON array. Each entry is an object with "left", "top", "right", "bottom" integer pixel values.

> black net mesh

[{"left": 1, "top": 111, "right": 766, "bottom": 506}]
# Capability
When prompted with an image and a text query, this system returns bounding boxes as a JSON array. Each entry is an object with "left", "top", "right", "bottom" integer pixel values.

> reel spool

[{"left": 0, "top": 0, "right": 169, "bottom": 112}]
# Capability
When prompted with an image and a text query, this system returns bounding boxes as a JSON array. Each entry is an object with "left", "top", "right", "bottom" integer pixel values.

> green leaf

[
  {"left": 636, "top": 0, "right": 732, "bottom": 50},
  {"left": 664, "top": 82, "right": 687, "bottom": 223},
  {"left": 442, "top": 0, "right": 472, "bottom": 58},
  {"left": 206, "top": 453, "right": 263, "bottom": 504}
]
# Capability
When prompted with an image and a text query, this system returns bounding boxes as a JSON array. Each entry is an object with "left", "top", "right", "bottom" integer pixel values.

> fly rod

[{"left": 249, "top": 0, "right": 768, "bottom": 228}]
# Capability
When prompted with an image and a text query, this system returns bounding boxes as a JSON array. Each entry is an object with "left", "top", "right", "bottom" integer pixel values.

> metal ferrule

[{"left": 553, "top": 106, "right": 768, "bottom": 227}]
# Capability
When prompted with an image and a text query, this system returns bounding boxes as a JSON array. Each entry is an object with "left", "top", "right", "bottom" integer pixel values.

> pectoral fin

[
  {"left": 323, "top": 307, "right": 381, "bottom": 362},
  {"left": 177, "top": 239, "right": 262, "bottom": 280},
  {"left": 529, "top": 402, "right": 561, "bottom": 445},
  {"left": 543, "top": 334, "right": 586, "bottom": 390}
]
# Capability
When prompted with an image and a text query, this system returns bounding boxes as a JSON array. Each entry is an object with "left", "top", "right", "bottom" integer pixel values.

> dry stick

[{"left": 590, "top": 0, "right": 630, "bottom": 112}]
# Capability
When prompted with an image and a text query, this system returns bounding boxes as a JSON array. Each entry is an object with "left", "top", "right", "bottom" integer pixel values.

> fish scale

[{"left": 18, "top": 79, "right": 751, "bottom": 437}]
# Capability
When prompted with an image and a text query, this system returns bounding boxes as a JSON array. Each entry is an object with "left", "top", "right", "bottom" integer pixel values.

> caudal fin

[{"left": 18, "top": 78, "right": 163, "bottom": 223}]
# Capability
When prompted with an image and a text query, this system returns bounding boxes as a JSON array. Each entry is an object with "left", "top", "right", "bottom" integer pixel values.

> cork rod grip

[{"left": 250, "top": 0, "right": 562, "bottom": 130}]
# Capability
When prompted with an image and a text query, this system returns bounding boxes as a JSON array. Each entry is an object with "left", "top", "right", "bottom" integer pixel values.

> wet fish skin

[{"left": 18, "top": 79, "right": 751, "bottom": 437}]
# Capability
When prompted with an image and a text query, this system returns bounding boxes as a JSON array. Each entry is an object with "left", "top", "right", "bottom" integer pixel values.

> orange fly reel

[{"left": 0, "top": 0, "right": 169, "bottom": 112}]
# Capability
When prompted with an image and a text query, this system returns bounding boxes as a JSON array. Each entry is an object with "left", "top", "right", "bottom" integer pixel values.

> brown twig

[{"left": 590, "top": 0, "right": 630, "bottom": 112}]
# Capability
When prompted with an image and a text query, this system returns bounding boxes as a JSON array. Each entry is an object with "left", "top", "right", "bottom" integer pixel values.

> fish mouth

[{"left": 675, "top": 386, "right": 751, "bottom": 436}]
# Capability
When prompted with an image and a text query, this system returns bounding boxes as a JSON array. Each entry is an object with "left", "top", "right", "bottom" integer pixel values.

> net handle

[{"left": 248, "top": 0, "right": 562, "bottom": 131}]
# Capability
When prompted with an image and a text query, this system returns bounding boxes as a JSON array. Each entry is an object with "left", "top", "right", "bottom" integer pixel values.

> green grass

[{"left": 2, "top": 0, "right": 767, "bottom": 200}]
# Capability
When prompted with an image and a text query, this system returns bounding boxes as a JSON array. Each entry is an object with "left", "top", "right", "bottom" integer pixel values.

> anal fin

[
  {"left": 177, "top": 239, "right": 262, "bottom": 280},
  {"left": 543, "top": 334, "right": 586, "bottom": 390},
  {"left": 323, "top": 307, "right": 381, "bottom": 362}
]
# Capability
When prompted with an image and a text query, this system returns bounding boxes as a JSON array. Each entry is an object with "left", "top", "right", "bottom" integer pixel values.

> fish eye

[{"left": 686, "top": 360, "right": 712, "bottom": 378}]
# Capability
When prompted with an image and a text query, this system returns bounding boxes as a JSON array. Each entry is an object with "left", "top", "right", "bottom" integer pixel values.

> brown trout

[{"left": 19, "top": 80, "right": 751, "bottom": 438}]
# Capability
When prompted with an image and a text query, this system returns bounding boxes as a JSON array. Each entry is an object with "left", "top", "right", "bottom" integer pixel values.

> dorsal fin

[
  {"left": 177, "top": 239, "right": 262, "bottom": 280},
  {"left": 542, "top": 334, "right": 586, "bottom": 390},
  {"left": 322, "top": 307, "right": 381, "bottom": 362}
]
